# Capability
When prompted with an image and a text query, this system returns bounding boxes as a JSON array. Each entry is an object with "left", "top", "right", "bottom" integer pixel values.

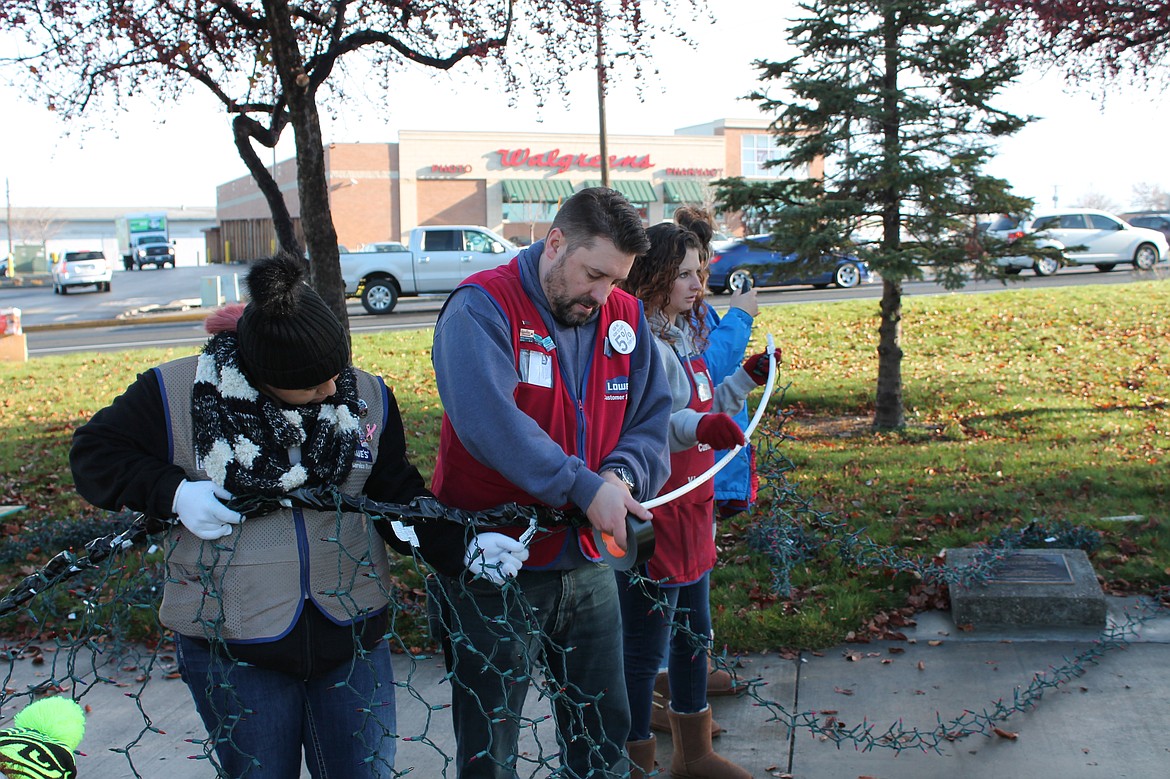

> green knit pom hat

[{"left": 0, "top": 697, "right": 85, "bottom": 778}]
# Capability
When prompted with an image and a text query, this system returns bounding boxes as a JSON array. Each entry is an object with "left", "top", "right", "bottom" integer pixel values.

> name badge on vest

[
  {"left": 520, "top": 348, "right": 555, "bottom": 388},
  {"left": 694, "top": 370, "right": 713, "bottom": 403},
  {"left": 352, "top": 445, "right": 374, "bottom": 470}
]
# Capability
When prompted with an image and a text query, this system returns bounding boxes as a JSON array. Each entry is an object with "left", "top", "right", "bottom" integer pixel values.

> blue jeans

[
  {"left": 617, "top": 571, "right": 712, "bottom": 741},
  {"left": 177, "top": 633, "right": 397, "bottom": 778},
  {"left": 436, "top": 564, "right": 631, "bottom": 779}
]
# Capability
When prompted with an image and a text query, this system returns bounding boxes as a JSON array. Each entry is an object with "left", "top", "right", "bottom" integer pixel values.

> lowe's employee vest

[
  {"left": 155, "top": 356, "right": 392, "bottom": 643},
  {"left": 646, "top": 348, "right": 717, "bottom": 585},
  {"left": 431, "top": 257, "right": 639, "bottom": 568}
]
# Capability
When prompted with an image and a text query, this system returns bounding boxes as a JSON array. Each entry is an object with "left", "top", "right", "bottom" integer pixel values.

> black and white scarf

[{"left": 191, "top": 332, "right": 362, "bottom": 498}]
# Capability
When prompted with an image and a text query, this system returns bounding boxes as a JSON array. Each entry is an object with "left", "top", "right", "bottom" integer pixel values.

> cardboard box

[{"left": 0, "top": 332, "right": 28, "bottom": 362}]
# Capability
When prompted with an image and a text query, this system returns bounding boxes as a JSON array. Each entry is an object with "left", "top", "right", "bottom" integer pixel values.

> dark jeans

[
  {"left": 616, "top": 570, "right": 712, "bottom": 741},
  {"left": 177, "top": 633, "right": 397, "bottom": 778},
  {"left": 436, "top": 564, "right": 631, "bottom": 779}
]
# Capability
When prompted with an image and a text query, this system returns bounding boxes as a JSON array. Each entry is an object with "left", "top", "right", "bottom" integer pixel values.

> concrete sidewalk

[{"left": 4, "top": 596, "right": 1167, "bottom": 778}]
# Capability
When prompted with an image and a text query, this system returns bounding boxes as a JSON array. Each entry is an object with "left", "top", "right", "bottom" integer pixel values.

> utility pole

[
  {"left": 4, "top": 177, "right": 12, "bottom": 275},
  {"left": 596, "top": 1, "right": 610, "bottom": 188}
]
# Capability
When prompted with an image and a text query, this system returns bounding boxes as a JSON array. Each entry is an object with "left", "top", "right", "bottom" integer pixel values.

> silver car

[
  {"left": 983, "top": 214, "right": 1064, "bottom": 276},
  {"left": 52, "top": 250, "right": 114, "bottom": 294},
  {"left": 998, "top": 209, "right": 1169, "bottom": 275}
]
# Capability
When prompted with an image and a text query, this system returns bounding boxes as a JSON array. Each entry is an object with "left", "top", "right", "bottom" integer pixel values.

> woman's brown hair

[{"left": 619, "top": 223, "right": 709, "bottom": 348}]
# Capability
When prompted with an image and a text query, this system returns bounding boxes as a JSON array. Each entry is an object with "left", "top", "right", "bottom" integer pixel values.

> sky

[{"left": 1, "top": 0, "right": 1166, "bottom": 214}]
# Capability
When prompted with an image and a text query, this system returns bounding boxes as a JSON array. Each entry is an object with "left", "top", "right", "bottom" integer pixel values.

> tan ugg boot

[
  {"left": 667, "top": 706, "right": 752, "bottom": 779},
  {"left": 651, "top": 671, "right": 724, "bottom": 737},
  {"left": 626, "top": 735, "right": 657, "bottom": 778}
]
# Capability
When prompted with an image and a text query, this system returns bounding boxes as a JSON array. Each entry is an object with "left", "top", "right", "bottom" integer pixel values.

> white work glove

[
  {"left": 464, "top": 532, "right": 530, "bottom": 585},
  {"left": 171, "top": 479, "right": 243, "bottom": 540}
]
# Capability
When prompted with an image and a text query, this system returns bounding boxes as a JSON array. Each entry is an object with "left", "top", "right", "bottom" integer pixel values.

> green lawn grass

[{"left": 1, "top": 279, "right": 1166, "bottom": 651}]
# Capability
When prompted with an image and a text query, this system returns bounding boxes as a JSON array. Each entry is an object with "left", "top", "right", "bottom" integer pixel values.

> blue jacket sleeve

[{"left": 702, "top": 304, "right": 754, "bottom": 385}]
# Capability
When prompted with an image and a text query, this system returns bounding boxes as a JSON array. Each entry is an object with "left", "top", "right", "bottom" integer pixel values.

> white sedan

[{"left": 994, "top": 209, "right": 1169, "bottom": 275}]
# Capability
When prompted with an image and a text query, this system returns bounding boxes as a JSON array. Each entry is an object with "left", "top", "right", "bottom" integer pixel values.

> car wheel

[
  {"left": 834, "top": 262, "right": 861, "bottom": 288},
  {"left": 101, "top": 281, "right": 112, "bottom": 292},
  {"left": 1033, "top": 256, "right": 1060, "bottom": 276},
  {"left": 60, "top": 284, "right": 69, "bottom": 295},
  {"left": 1095, "top": 264, "right": 1116, "bottom": 272},
  {"left": 727, "top": 268, "right": 755, "bottom": 293},
  {"left": 1133, "top": 243, "right": 1158, "bottom": 271},
  {"left": 361, "top": 276, "right": 399, "bottom": 315}
]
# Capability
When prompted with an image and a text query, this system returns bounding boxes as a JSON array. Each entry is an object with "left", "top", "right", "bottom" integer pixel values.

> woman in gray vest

[{"left": 70, "top": 254, "right": 452, "bottom": 777}]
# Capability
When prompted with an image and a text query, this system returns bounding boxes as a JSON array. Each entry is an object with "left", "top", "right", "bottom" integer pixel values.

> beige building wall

[{"left": 214, "top": 120, "right": 818, "bottom": 255}]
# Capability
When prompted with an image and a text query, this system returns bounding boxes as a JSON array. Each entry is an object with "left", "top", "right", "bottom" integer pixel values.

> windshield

[{"left": 137, "top": 235, "right": 169, "bottom": 245}]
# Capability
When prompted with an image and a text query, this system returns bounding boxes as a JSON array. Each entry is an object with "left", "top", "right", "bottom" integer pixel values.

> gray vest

[{"left": 155, "top": 356, "right": 393, "bottom": 642}]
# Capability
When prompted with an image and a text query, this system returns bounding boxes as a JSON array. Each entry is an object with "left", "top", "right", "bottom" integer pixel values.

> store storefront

[{"left": 215, "top": 118, "right": 817, "bottom": 259}]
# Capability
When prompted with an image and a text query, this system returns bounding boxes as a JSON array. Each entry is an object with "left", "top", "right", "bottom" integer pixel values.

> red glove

[
  {"left": 743, "top": 348, "right": 782, "bottom": 385},
  {"left": 696, "top": 413, "right": 745, "bottom": 449}
]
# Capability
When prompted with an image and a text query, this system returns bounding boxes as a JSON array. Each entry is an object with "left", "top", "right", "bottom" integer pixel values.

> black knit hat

[{"left": 237, "top": 254, "right": 350, "bottom": 389}]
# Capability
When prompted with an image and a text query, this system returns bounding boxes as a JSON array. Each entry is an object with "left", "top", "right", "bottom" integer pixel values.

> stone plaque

[
  {"left": 946, "top": 547, "right": 1105, "bottom": 627},
  {"left": 989, "top": 551, "right": 1074, "bottom": 584}
]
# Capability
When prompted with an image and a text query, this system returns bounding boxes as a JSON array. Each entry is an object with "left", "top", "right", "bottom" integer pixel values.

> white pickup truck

[{"left": 341, "top": 225, "right": 518, "bottom": 314}]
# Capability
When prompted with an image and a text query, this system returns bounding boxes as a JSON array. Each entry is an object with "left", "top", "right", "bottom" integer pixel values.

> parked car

[
  {"left": 988, "top": 209, "right": 1168, "bottom": 275},
  {"left": 1120, "top": 212, "right": 1170, "bottom": 243},
  {"left": 52, "top": 250, "right": 113, "bottom": 294},
  {"left": 706, "top": 235, "right": 873, "bottom": 293}
]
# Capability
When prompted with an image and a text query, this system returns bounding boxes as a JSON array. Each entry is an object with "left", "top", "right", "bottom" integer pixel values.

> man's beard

[{"left": 545, "top": 260, "right": 599, "bottom": 326}]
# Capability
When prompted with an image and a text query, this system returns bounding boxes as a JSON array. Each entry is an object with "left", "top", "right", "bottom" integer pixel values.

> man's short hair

[{"left": 550, "top": 187, "right": 650, "bottom": 257}]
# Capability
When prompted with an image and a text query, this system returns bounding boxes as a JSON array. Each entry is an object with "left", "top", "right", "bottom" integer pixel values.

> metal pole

[
  {"left": 596, "top": 2, "right": 609, "bottom": 188},
  {"left": 5, "top": 177, "right": 13, "bottom": 271}
]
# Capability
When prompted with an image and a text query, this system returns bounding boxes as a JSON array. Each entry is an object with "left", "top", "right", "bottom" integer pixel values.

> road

[{"left": 5, "top": 262, "right": 1164, "bottom": 357}]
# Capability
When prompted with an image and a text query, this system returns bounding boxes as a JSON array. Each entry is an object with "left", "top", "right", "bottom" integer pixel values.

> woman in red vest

[{"left": 617, "top": 223, "right": 776, "bottom": 778}]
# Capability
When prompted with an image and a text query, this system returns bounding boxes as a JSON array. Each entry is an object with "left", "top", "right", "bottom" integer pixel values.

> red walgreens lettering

[{"left": 497, "top": 148, "right": 654, "bottom": 172}]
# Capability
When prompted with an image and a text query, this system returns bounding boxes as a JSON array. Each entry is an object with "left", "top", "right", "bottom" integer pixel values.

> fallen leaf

[
  {"left": 834, "top": 686, "right": 855, "bottom": 696},
  {"left": 992, "top": 727, "right": 1018, "bottom": 740},
  {"left": 917, "top": 661, "right": 926, "bottom": 671}
]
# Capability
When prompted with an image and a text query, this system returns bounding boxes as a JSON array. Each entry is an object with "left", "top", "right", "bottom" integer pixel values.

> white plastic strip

[{"left": 641, "top": 333, "right": 777, "bottom": 510}]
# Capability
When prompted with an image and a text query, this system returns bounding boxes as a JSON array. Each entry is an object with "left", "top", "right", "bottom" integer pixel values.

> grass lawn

[{"left": 1, "top": 278, "right": 1166, "bottom": 651}]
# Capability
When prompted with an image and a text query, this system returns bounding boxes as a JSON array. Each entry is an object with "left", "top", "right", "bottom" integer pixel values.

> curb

[{"left": 23, "top": 309, "right": 210, "bottom": 333}]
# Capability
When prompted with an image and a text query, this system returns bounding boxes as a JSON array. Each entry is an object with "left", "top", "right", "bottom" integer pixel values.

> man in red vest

[{"left": 426, "top": 187, "right": 671, "bottom": 778}]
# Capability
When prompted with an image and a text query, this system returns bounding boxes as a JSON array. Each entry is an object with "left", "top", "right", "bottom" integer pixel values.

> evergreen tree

[{"left": 716, "top": 0, "right": 1038, "bottom": 429}]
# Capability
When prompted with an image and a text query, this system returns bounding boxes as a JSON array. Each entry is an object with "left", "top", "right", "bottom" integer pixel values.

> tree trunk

[
  {"left": 231, "top": 115, "right": 300, "bottom": 258},
  {"left": 873, "top": 6, "right": 904, "bottom": 430},
  {"left": 263, "top": 0, "right": 349, "bottom": 333},
  {"left": 873, "top": 277, "right": 904, "bottom": 429}
]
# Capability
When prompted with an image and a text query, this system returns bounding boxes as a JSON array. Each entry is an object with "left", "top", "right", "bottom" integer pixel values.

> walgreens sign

[{"left": 496, "top": 148, "right": 654, "bottom": 174}]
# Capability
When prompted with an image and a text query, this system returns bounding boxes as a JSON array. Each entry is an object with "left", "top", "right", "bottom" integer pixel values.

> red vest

[
  {"left": 432, "top": 257, "right": 641, "bottom": 567},
  {"left": 647, "top": 349, "right": 717, "bottom": 584}
]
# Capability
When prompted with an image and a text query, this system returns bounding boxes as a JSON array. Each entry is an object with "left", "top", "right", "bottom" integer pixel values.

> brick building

[{"left": 212, "top": 118, "right": 819, "bottom": 262}]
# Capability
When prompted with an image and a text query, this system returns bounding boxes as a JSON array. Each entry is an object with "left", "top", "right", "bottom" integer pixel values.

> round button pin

[{"left": 607, "top": 319, "right": 636, "bottom": 355}]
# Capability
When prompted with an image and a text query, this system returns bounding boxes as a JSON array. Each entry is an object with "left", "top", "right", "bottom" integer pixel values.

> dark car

[
  {"left": 1121, "top": 212, "right": 1170, "bottom": 243},
  {"left": 707, "top": 235, "right": 873, "bottom": 293}
]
